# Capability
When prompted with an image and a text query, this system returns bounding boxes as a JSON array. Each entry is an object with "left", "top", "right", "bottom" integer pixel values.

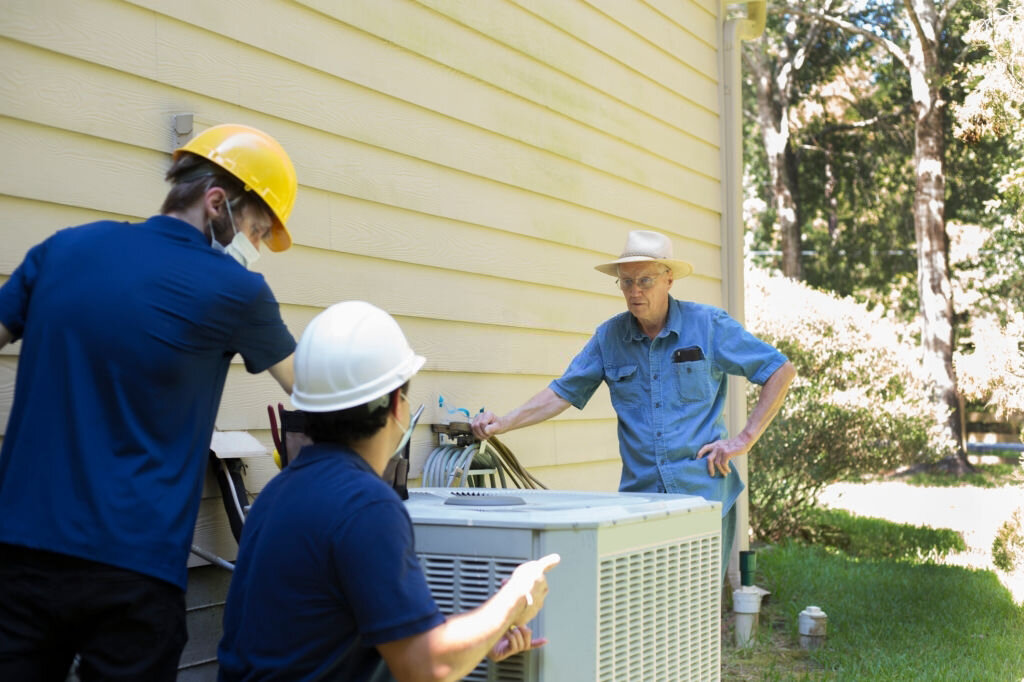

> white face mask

[
  {"left": 224, "top": 231, "right": 261, "bottom": 269},
  {"left": 210, "top": 198, "right": 261, "bottom": 269}
]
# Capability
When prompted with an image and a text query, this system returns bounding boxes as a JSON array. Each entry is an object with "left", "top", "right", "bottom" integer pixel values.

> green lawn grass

[{"left": 723, "top": 510, "right": 1024, "bottom": 680}]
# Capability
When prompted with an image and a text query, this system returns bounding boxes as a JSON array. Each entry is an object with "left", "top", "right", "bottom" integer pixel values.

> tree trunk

[
  {"left": 780, "top": 143, "right": 802, "bottom": 279},
  {"left": 824, "top": 143, "right": 838, "bottom": 239},
  {"left": 751, "top": 58, "right": 802, "bottom": 280},
  {"left": 914, "top": 107, "right": 968, "bottom": 464},
  {"left": 768, "top": 138, "right": 801, "bottom": 279},
  {"left": 907, "top": 1, "right": 970, "bottom": 471}
]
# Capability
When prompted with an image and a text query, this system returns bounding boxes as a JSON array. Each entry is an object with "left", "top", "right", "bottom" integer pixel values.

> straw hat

[{"left": 594, "top": 230, "right": 693, "bottom": 278}]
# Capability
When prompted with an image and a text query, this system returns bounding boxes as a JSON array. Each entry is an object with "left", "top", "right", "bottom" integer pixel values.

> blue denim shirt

[{"left": 549, "top": 296, "right": 787, "bottom": 515}]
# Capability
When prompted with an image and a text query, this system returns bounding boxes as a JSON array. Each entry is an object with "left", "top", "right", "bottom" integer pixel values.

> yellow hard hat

[{"left": 174, "top": 124, "right": 297, "bottom": 252}]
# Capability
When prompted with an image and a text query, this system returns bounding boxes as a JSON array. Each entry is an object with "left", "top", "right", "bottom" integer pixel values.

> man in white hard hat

[
  {"left": 0, "top": 124, "right": 300, "bottom": 681},
  {"left": 218, "top": 301, "right": 560, "bottom": 682},
  {"left": 472, "top": 230, "right": 795, "bottom": 582}
]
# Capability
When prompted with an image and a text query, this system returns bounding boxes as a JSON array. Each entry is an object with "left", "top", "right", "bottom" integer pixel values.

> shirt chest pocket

[
  {"left": 604, "top": 364, "right": 641, "bottom": 410},
  {"left": 674, "top": 358, "right": 713, "bottom": 403}
]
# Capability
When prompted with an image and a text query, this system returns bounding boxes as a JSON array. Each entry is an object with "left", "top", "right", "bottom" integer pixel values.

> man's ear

[
  {"left": 203, "top": 186, "right": 228, "bottom": 218},
  {"left": 389, "top": 388, "right": 404, "bottom": 419}
]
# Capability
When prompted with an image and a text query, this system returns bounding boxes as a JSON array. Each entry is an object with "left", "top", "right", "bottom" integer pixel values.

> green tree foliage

[
  {"left": 795, "top": 61, "right": 917, "bottom": 312},
  {"left": 947, "top": 2, "right": 1024, "bottom": 424},
  {"left": 951, "top": 1, "right": 1024, "bottom": 578},
  {"left": 747, "top": 2, "right": 1004, "bottom": 315},
  {"left": 742, "top": 0, "right": 858, "bottom": 278},
  {"left": 953, "top": 0, "right": 1024, "bottom": 308},
  {"left": 745, "top": 2, "right": 1024, "bottom": 471},
  {"left": 744, "top": 4, "right": 919, "bottom": 303}
]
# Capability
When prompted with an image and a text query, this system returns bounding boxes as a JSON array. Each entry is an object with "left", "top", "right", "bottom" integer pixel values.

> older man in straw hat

[{"left": 472, "top": 229, "right": 795, "bottom": 582}]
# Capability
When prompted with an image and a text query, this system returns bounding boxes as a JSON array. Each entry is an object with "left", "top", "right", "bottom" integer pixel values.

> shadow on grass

[
  {"left": 803, "top": 507, "right": 966, "bottom": 562},
  {"left": 724, "top": 510, "right": 1024, "bottom": 680}
]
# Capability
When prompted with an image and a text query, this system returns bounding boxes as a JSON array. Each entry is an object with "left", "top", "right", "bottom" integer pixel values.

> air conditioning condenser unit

[{"left": 404, "top": 488, "right": 722, "bottom": 682}]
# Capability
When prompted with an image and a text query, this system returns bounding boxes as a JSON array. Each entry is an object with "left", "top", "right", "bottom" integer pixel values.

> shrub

[
  {"left": 993, "top": 507, "right": 1024, "bottom": 573},
  {"left": 745, "top": 269, "right": 949, "bottom": 540}
]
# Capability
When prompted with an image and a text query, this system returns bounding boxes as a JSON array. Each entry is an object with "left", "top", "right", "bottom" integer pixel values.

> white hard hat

[{"left": 291, "top": 301, "right": 426, "bottom": 412}]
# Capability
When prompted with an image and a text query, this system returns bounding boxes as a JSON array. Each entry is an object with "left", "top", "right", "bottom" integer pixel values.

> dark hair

[
  {"left": 303, "top": 384, "right": 409, "bottom": 447},
  {"left": 160, "top": 152, "right": 270, "bottom": 219}
]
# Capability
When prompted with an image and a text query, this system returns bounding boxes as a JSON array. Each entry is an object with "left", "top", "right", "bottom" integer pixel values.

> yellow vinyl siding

[
  {"left": 0, "top": 196, "right": 136, "bottom": 279},
  {"left": 0, "top": 116, "right": 165, "bottom": 221},
  {"left": 586, "top": 0, "right": 719, "bottom": 76},
  {"left": 502, "top": 0, "right": 720, "bottom": 107},
  {"left": 646, "top": 0, "right": 718, "bottom": 38},
  {"left": 1, "top": 0, "right": 729, "bottom": 551}
]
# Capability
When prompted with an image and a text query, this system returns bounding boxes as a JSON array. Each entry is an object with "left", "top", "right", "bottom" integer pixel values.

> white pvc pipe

[
  {"left": 799, "top": 605, "right": 828, "bottom": 649},
  {"left": 732, "top": 587, "right": 764, "bottom": 647}
]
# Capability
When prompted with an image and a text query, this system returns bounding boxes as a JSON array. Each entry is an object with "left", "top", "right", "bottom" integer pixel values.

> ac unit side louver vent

[
  {"left": 421, "top": 554, "right": 525, "bottom": 682},
  {"left": 597, "top": 535, "right": 720, "bottom": 681}
]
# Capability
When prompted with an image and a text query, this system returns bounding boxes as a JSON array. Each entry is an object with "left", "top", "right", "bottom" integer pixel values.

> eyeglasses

[{"left": 615, "top": 271, "right": 667, "bottom": 291}]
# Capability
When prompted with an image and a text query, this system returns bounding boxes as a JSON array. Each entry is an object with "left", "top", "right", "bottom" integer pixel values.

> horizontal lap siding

[{"left": 0, "top": 0, "right": 724, "bottom": 541}]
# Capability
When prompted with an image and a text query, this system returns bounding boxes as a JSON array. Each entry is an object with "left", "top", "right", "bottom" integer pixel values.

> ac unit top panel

[{"left": 405, "top": 488, "right": 720, "bottom": 530}]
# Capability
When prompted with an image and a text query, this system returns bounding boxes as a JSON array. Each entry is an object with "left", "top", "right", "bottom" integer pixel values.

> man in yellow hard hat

[{"left": 0, "top": 124, "right": 299, "bottom": 681}]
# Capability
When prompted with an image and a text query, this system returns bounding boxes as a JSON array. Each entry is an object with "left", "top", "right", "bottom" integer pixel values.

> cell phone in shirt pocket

[
  {"left": 673, "top": 346, "right": 711, "bottom": 402},
  {"left": 672, "top": 346, "right": 705, "bottom": 363}
]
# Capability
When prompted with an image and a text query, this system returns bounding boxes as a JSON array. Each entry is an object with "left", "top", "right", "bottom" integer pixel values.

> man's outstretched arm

[{"left": 471, "top": 388, "right": 571, "bottom": 440}]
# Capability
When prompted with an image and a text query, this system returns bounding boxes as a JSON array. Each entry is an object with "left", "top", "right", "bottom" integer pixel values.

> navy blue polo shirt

[
  {"left": 218, "top": 444, "right": 444, "bottom": 681},
  {"left": 0, "top": 216, "right": 295, "bottom": 589}
]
